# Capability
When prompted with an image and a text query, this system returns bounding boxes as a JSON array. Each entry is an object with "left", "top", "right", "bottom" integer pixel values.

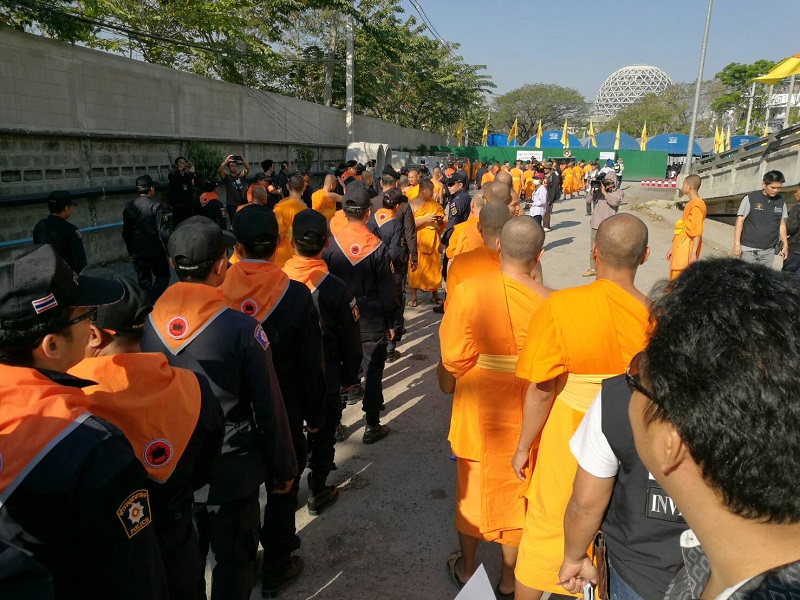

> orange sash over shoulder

[
  {"left": 69, "top": 354, "right": 201, "bottom": 482},
  {"left": 330, "top": 210, "right": 347, "bottom": 236},
  {"left": 374, "top": 208, "right": 395, "bottom": 228},
  {"left": 0, "top": 365, "right": 93, "bottom": 503},
  {"left": 199, "top": 191, "right": 219, "bottom": 207},
  {"left": 333, "top": 223, "right": 382, "bottom": 266},
  {"left": 283, "top": 256, "right": 330, "bottom": 292},
  {"left": 148, "top": 282, "right": 228, "bottom": 355},
  {"left": 222, "top": 260, "right": 290, "bottom": 323}
]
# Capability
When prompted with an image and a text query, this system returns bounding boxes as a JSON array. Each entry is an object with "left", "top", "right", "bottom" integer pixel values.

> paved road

[{"left": 108, "top": 187, "right": 754, "bottom": 599}]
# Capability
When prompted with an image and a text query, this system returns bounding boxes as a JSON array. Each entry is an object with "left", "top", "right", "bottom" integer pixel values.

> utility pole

[
  {"left": 744, "top": 81, "right": 756, "bottom": 135},
  {"left": 683, "top": 0, "right": 713, "bottom": 175},
  {"left": 784, "top": 74, "right": 796, "bottom": 129},
  {"left": 345, "top": 8, "right": 355, "bottom": 145},
  {"left": 765, "top": 84, "right": 774, "bottom": 131},
  {"left": 323, "top": 11, "right": 338, "bottom": 107}
]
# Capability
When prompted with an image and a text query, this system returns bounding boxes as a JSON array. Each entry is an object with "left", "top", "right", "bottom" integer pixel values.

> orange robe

[
  {"left": 481, "top": 172, "right": 495, "bottom": 187},
  {"left": 514, "top": 279, "right": 649, "bottom": 595},
  {"left": 509, "top": 168, "right": 524, "bottom": 196},
  {"left": 573, "top": 166, "right": 584, "bottom": 191},
  {"left": 561, "top": 168, "right": 576, "bottom": 195},
  {"left": 444, "top": 245, "right": 500, "bottom": 310},
  {"left": 408, "top": 200, "right": 445, "bottom": 291},
  {"left": 273, "top": 198, "right": 308, "bottom": 267},
  {"left": 522, "top": 170, "right": 535, "bottom": 199},
  {"left": 406, "top": 184, "right": 420, "bottom": 201},
  {"left": 312, "top": 189, "right": 337, "bottom": 221},
  {"left": 669, "top": 197, "right": 706, "bottom": 280},
  {"left": 432, "top": 178, "right": 444, "bottom": 204},
  {"left": 445, "top": 216, "right": 482, "bottom": 260},
  {"left": 441, "top": 271, "right": 547, "bottom": 545}
]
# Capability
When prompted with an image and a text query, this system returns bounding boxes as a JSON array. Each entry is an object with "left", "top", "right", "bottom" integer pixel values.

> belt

[
  {"left": 476, "top": 354, "right": 518, "bottom": 374},
  {"left": 558, "top": 372, "right": 617, "bottom": 412}
]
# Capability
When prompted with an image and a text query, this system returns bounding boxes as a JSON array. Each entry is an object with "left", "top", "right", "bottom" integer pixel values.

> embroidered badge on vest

[
  {"left": 349, "top": 243, "right": 362, "bottom": 256},
  {"left": 117, "top": 489, "right": 153, "bottom": 539},
  {"left": 166, "top": 316, "right": 189, "bottom": 340},
  {"left": 254, "top": 324, "right": 269, "bottom": 350},
  {"left": 143, "top": 439, "right": 173, "bottom": 469},
  {"left": 240, "top": 299, "right": 258, "bottom": 317}
]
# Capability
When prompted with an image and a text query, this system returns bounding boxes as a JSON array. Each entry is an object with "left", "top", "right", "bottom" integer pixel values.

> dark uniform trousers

[
  {"left": 133, "top": 256, "right": 170, "bottom": 303},
  {"left": 307, "top": 390, "right": 343, "bottom": 480},
  {"left": 388, "top": 265, "right": 406, "bottom": 352},
  {"left": 361, "top": 335, "right": 388, "bottom": 426},
  {"left": 194, "top": 492, "right": 261, "bottom": 600}
]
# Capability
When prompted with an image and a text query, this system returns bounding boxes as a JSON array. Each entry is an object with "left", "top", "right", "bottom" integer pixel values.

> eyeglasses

[
  {"left": 625, "top": 351, "right": 653, "bottom": 400},
  {"left": 63, "top": 307, "right": 97, "bottom": 328}
]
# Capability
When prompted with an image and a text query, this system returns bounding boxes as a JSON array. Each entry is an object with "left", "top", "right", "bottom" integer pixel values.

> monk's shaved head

[
  {"left": 324, "top": 174, "right": 337, "bottom": 189},
  {"left": 251, "top": 185, "right": 267, "bottom": 205},
  {"left": 684, "top": 174, "right": 702, "bottom": 191},
  {"left": 471, "top": 191, "right": 486, "bottom": 209},
  {"left": 495, "top": 171, "right": 513, "bottom": 187},
  {"left": 478, "top": 201, "right": 511, "bottom": 239},
  {"left": 595, "top": 214, "right": 649, "bottom": 270},
  {"left": 485, "top": 182, "right": 512, "bottom": 205},
  {"left": 500, "top": 216, "right": 545, "bottom": 263}
]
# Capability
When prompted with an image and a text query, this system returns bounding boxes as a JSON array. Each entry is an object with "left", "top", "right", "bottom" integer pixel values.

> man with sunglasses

[
  {"left": 629, "top": 259, "right": 800, "bottom": 598},
  {"left": 511, "top": 214, "right": 651, "bottom": 600},
  {"left": 0, "top": 244, "right": 169, "bottom": 599}
]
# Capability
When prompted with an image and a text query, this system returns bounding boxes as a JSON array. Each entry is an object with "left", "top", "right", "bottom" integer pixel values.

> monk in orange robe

[
  {"left": 312, "top": 174, "right": 342, "bottom": 221},
  {"left": 522, "top": 165, "right": 535, "bottom": 200},
  {"left": 273, "top": 175, "right": 309, "bottom": 267},
  {"left": 573, "top": 161, "right": 584, "bottom": 195},
  {"left": 446, "top": 191, "right": 486, "bottom": 262},
  {"left": 408, "top": 179, "right": 445, "bottom": 305},
  {"left": 445, "top": 201, "right": 509, "bottom": 309},
  {"left": 405, "top": 168, "right": 420, "bottom": 201},
  {"left": 441, "top": 216, "right": 550, "bottom": 596},
  {"left": 561, "top": 160, "right": 576, "bottom": 200},
  {"left": 431, "top": 168, "right": 445, "bottom": 204},
  {"left": 511, "top": 214, "right": 651, "bottom": 600},
  {"left": 481, "top": 168, "right": 496, "bottom": 188},
  {"left": 509, "top": 161, "right": 524, "bottom": 197},
  {"left": 667, "top": 174, "right": 706, "bottom": 280}
]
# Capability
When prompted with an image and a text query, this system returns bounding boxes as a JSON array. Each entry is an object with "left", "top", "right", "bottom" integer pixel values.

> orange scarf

[
  {"left": 0, "top": 366, "right": 93, "bottom": 499},
  {"left": 69, "top": 353, "right": 201, "bottom": 482},
  {"left": 199, "top": 191, "right": 218, "bottom": 207},
  {"left": 333, "top": 222, "right": 382, "bottom": 266},
  {"left": 222, "top": 260, "right": 290, "bottom": 323},
  {"left": 282, "top": 256, "right": 329, "bottom": 292},
  {"left": 149, "top": 282, "right": 228, "bottom": 354},
  {"left": 374, "top": 208, "right": 395, "bottom": 228}
]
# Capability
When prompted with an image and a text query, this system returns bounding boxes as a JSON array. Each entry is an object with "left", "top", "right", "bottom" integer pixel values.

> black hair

[
  {"left": 763, "top": 170, "right": 785, "bottom": 185},
  {"left": 174, "top": 156, "right": 187, "bottom": 166},
  {"left": 287, "top": 175, "right": 305, "bottom": 192},
  {"left": 643, "top": 258, "right": 800, "bottom": 523},
  {"left": 240, "top": 241, "right": 277, "bottom": 260},
  {"left": 0, "top": 304, "right": 73, "bottom": 367},
  {"left": 293, "top": 236, "right": 326, "bottom": 257},
  {"left": 380, "top": 174, "right": 397, "bottom": 187},
  {"left": 202, "top": 180, "right": 217, "bottom": 192},
  {"left": 382, "top": 193, "right": 403, "bottom": 210},
  {"left": 281, "top": 161, "right": 289, "bottom": 170},
  {"left": 174, "top": 257, "right": 218, "bottom": 283},
  {"left": 261, "top": 159, "right": 274, "bottom": 172},
  {"left": 343, "top": 205, "right": 368, "bottom": 219}
]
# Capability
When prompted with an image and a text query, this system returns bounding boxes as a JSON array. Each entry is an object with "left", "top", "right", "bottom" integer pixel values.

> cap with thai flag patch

[{"left": 0, "top": 245, "right": 124, "bottom": 329}]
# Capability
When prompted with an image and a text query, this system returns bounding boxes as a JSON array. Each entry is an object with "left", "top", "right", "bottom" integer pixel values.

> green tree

[
  {"left": 491, "top": 84, "right": 587, "bottom": 143},
  {"left": 1, "top": 0, "right": 94, "bottom": 42},
  {"left": 614, "top": 82, "right": 721, "bottom": 137},
  {"left": 710, "top": 60, "right": 776, "bottom": 133}
]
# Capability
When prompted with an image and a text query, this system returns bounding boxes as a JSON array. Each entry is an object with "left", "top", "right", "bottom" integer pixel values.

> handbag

[
  {"left": 437, "top": 359, "right": 456, "bottom": 394},
  {"left": 592, "top": 531, "right": 608, "bottom": 600}
]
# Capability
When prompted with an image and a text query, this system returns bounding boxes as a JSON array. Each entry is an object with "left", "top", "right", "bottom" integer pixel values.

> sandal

[
  {"left": 446, "top": 551, "right": 467, "bottom": 590},
  {"left": 431, "top": 298, "right": 443, "bottom": 305},
  {"left": 407, "top": 300, "right": 418, "bottom": 307},
  {"left": 494, "top": 582, "right": 515, "bottom": 599}
]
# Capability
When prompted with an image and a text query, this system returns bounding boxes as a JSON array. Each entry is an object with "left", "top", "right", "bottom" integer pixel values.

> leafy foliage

[
  {"left": 4, "top": 0, "right": 493, "bottom": 135},
  {"left": 615, "top": 82, "right": 721, "bottom": 137},
  {"left": 490, "top": 84, "right": 588, "bottom": 142},
  {"left": 710, "top": 60, "right": 776, "bottom": 132},
  {"left": 186, "top": 141, "right": 223, "bottom": 186}
]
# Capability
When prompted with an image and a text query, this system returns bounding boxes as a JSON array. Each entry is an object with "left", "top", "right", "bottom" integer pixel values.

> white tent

[{"left": 345, "top": 142, "right": 392, "bottom": 172}]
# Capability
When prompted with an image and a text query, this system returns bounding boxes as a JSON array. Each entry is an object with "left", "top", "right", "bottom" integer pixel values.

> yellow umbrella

[{"left": 753, "top": 53, "right": 800, "bottom": 84}]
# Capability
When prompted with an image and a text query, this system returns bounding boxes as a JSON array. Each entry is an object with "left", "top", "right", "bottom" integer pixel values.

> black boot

[{"left": 307, "top": 472, "right": 339, "bottom": 516}]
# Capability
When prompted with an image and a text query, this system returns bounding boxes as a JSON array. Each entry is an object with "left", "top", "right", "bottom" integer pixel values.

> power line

[{"left": 408, "top": 0, "right": 460, "bottom": 62}]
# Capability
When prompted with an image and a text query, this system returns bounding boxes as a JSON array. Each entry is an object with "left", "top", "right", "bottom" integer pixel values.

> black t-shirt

[{"left": 222, "top": 172, "right": 246, "bottom": 207}]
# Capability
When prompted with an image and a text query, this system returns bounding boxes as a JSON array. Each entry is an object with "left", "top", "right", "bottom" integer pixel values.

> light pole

[
  {"left": 345, "top": 7, "right": 355, "bottom": 145},
  {"left": 683, "top": 0, "right": 713, "bottom": 175}
]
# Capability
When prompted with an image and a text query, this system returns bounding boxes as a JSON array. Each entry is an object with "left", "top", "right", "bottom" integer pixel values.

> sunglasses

[
  {"left": 63, "top": 307, "right": 98, "bottom": 328},
  {"left": 625, "top": 351, "right": 654, "bottom": 400}
]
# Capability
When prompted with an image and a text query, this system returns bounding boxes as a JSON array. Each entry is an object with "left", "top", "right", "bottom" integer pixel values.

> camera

[{"left": 589, "top": 172, "right": 606, "bottom": 191}]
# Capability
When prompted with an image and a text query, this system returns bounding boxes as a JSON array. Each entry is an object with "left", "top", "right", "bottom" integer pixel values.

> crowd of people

[{"left": 2, "top": 147, "right": 799, "bottom": 600}]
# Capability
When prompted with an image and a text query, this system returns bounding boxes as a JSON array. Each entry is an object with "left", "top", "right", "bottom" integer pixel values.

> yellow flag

[
  {"left": 506, "top": 118, "right": 518, "bottom": 146},
  {"left": 640, "top": 121, "right": 648, "bottom": 151},
  {"left": 725, "top": 126, "right": 731, "bottom": 152},
  {"left": 534, "top": 120, "right": 542, "bottom": 149},
  {"left": 614, "top": 122, "right": 620, "bottom": 150},
  {"left": 713, "top": 125, "right": 720, "bottom": 153},
  {"left": 763, "top": 122, "right": 769, "bottom": 138},
  {"left": 481, "top": 121, "right": 488, "bottom": 147},
  {"left": 589, "top": 120, "right": 597, "bottom": 148},
  {"left": 456, "top": 121, "right": 463, "bottom": 143},
  {"left": 560, "top": 119, "right": 569, "bottom": 149}
]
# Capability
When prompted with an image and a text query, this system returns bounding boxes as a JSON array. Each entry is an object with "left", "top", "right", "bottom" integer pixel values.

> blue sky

[{"left": 398, "top": 0, "right": 800, "bottom": 101}]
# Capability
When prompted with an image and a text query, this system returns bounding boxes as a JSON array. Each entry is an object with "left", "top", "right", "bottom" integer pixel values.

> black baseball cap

[
  {"left": 232, "top": 204, "right": 279, "bottom": 246},
  {"left": 48, "top": 190, "right": 77, "bottom": 211},
  {"left": 355, "top": 163, "right": 367, "bottom": 175},
  {"left": 135, "top": 174, "right": 154, "bottom": 193},
  {"left": 168, "top": 216, "right": 236, "bottom": 272},
  {"left": 253, "top": 172, "right": 268, "bottom": 182},
  {"left": 446, "top": 173, "right": 467, "bottom": 187},
  {"left": 292, "top": 209, "right": 327, "bottom": 242},
  {"left": 343, "top": 182, "right": 371, "bottom": 208},
  {"left": 81, "top": 266, "right": 152, "bottom": 334},
  {"left": 344, "top": 160, "right": 358, "bottom": 169},
  {"left": 0, "top": 245, "right": 124, "bottom": 328},
  {"left": 381, "top": 165, "right": 400, "bottom": 179}
]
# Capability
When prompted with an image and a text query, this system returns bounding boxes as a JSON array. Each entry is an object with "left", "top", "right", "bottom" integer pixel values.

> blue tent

[
  {"left": 522, "top": 130, "right": 583, "bottom": 149},
  {"left": 485, "top": 132, "right": 517, "bottom": 147},
  {"left": 729, "top": 135, "right": 758, "bottom": 148},
  {"left": 583, "top": 131, "right": 639, "bottom": 151},
  {"left": 646, "top": 133, "right": 703, "bottom": 156}
]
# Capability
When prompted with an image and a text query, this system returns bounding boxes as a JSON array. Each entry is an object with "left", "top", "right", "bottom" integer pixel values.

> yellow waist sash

[
  {"left": 673, "top": 218, "right": 685, "bottom": 236},
  {"left": 558, "top": 372, "right": 617, "bottom": 412},
  {"left": 476, "top": 354, "right": 519, "bottom": 374}
]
